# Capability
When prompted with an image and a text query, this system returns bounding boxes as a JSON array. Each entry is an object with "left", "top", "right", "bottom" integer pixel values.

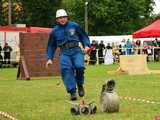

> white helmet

[{"left": 56, "top": 9, "right": 68, "bottom": 18}]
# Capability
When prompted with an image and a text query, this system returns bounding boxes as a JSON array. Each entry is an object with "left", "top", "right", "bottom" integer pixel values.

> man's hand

[
  {"left": 84, "top": 47, "right": 90, "bottom": 53},
  {"left": 46, "top": 59, "right": 53, "bottom": 68}
]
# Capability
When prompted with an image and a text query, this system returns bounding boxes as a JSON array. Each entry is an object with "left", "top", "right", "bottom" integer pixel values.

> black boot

[
  {"left": 78, "top": 85, "right": 85, "bottom": 97},
  {"left": 70, "top": 93, "right": 77, "bottom": 101}
]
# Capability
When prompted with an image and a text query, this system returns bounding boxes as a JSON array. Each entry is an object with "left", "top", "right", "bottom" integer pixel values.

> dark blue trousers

[{"left": 60, "top": 47, "right": 85, "bottom": 94}]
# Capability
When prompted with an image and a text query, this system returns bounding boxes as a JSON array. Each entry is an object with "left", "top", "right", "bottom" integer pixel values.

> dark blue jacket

[{"left": 47, "top": 21, "right": 90, "bottom": 59}]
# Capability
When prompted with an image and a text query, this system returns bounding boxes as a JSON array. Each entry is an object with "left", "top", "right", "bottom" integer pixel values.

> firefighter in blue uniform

[{"left": 46, "top": 9, "right": 90, "bottom": 101}]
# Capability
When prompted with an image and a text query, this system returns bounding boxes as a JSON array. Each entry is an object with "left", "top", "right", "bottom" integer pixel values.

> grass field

[{"left": 0, "top": 62, "right": 160, "bottom": 120}]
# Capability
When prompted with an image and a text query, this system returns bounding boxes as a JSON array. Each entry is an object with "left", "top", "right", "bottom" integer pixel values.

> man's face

[{"left": 56, "top": 16, "right": 68, "bottom": 25}]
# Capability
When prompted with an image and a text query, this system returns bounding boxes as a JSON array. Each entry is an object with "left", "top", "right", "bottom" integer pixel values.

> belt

[{"left": 62, "top": 41, "right": 79, "bottom": 49}]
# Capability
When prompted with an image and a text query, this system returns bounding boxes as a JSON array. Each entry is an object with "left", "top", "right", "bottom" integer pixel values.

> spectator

[
  {"left": 135, "top": 40, "right": 142, "bottom": 54},
  {"left": 3, "top": 43, "right": 12, "bottom": 64},
  {"left": 112, "top": 43, "right": 120, "bottom": 62},
  {"left": 124, "top": 39, "right": 132, "bottom": 55},
  {"left": 152, "top": 38, "right": 159, "bottom": 61},
  {"left": 98, "top": 40, "right": 105, "bottom": 64},
  {"left": 89, "top": 40, "right": 97, "bottom": 65},
  {"left": 143, "top": 41, "right": 149, "bottom": 55},
  {"left": 118, "top": 44, "right": 123, "bottom": 55},
  {"left": 104, "top": 43, "right": 114, "bottom": 65}
]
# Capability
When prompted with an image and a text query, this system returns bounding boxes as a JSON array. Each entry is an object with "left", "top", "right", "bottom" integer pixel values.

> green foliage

[
  {"left": 0, "top": 0, "right": 62, "bottom": 27},
  {"left": 63, "top": 0, "right": 155, "bottom": 35},
  {"left": 11, "top": 0, "right": 25, "bottom": 25},
  {"left": 151, "top": 13, "right": 160, "bottom": 21},
  {"left": 0, "top": 1, "right": 2, "bottom": 25},
  {"left": 0, "top": 0, "right": 156, "bottom": 35},
  {"left": 62, "top": 0, "right": 85, "bottom": 28},
  {"left": 0, "top": 0, "right": 24, "bottom": 26},
  {"left": 20, "top": 0, "right": 62, "bottom": 27},
  {"left": 0, "top": 0, "right": 8, "bottom": 26}
]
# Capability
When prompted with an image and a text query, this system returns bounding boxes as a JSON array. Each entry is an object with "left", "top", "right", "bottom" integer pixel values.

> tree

[
  {"left": 62, "top": 0, "right": 155, "bottom": 35},
  {"left": 0, "top": 0, "right": 62, "bottom": 27},
  {"left": 1, "top": 0, "right": 27, "bottom": 26},
  {"left": 0, "top": 1, "right": 3, "bottom": 25},
  {"left": 11, "top": 0, "right": 24, "bottom": 25},
  {"left": 62, "top": 0, "right": 85, "bottom": 27},
  {"left": 151, "top": 13, "right": 160, "bottom": 22},
  {"left": 89, "top": 0, "right": 155, "bottom": 35},
  {"left": 20, "top": 0, "right": 62, "bottom": 27},
  {"left": 1, "top": 0, "right": 9, "bottom": 26}
]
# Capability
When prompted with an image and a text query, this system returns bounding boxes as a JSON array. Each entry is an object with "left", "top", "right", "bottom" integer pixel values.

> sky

[{"left": 153, "top": 0, "right": 160, "bottom": 14}]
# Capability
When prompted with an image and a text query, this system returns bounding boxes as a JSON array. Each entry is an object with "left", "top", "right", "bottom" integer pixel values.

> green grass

[{"left": 0, "top": 62, "right": 160, "bottom": 120}]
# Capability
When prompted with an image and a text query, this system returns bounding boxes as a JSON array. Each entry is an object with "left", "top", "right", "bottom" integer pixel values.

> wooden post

[{"left": 17, "top": 56, "right": 30, "bottom": 80}]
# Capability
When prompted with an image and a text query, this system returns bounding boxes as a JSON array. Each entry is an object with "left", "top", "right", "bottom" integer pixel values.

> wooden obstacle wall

[
  {"left": 119, "top": 55, "right": 150, "bottom": 75},
  {"left": 18, "top": 33, "right": 60, "bottom": 80}
]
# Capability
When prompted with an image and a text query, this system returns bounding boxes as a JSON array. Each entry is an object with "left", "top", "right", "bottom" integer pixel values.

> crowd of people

[
  {"left": 1, "top": 38, "right": 159, "bottom": 68},
  {"left": 0, "top": 43, "right": 12, "bottom": 67},
  {"left": 86, "top": 38, "right": 160, "bottom": 65}
]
